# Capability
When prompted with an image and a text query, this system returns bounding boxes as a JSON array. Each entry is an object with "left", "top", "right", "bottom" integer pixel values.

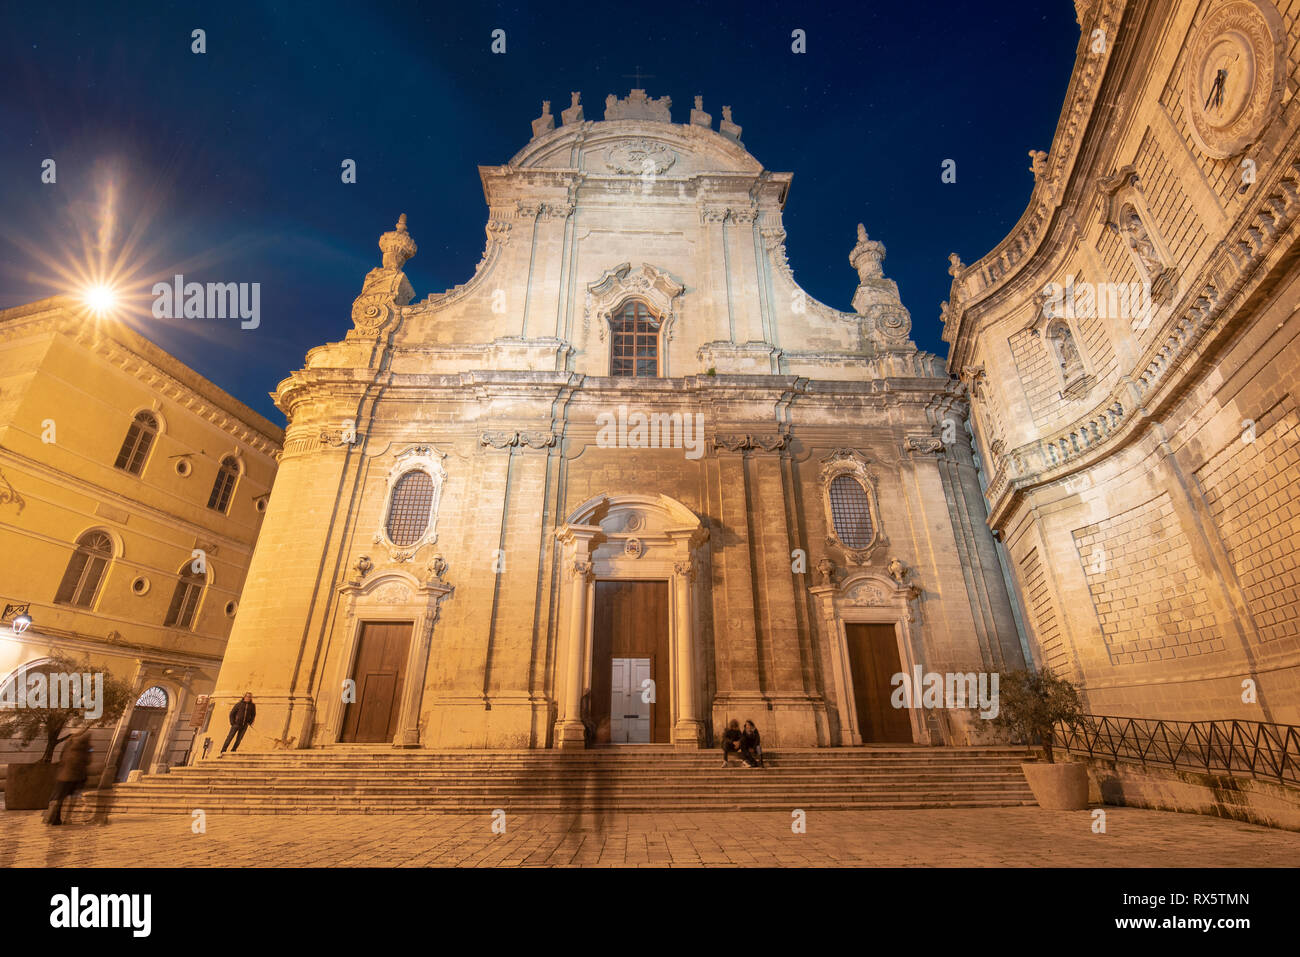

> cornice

[{"left": 0, "top": 299, "right": 284, "bottom": 456}]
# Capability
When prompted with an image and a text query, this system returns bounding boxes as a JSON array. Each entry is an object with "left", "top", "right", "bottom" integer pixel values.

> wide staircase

[{"left": 99, "top": 746, "right": 1036, "bottom": 815}]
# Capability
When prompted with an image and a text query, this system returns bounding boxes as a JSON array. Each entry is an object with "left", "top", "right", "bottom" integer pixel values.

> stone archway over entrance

[{"left": 553, "top": 493, "right": 708, "bottom": 749}]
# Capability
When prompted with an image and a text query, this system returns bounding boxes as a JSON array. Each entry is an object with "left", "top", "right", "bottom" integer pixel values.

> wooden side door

[
  {"left": 845, "top": 623, "right": 913, "bottom": 743},
  {"left": 341, "top": 621, "right": 413, "bottom": 743}
]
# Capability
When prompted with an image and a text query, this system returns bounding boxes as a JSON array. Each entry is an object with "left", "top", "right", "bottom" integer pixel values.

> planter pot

[
  {"left": 1021, "top": 761, "right": 1089, "bottom": 810},
  {"left": 4, "top": 762, "right": 59, "bottom": 811}
]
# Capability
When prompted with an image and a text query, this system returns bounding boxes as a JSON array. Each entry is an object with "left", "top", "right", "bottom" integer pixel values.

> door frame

[
  {"left": 329, "top": 571, "right": 453, "bottom": 747},
  {"left": 338, "top": 621, "right": 413, "bottom": 744},
  {"left": 554, "top": 493, "right": 709, "bottom": 750},
  {"left": 809, "top": 570, "right": 927, "bottom": 745}
]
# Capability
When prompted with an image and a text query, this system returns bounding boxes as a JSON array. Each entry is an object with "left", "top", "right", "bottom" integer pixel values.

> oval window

[
  {"left": 829, "top": 474, "right": 874, "bottom": 548},
  {"left": 385, "top": 470, "right": 435, "bottom": 546}
]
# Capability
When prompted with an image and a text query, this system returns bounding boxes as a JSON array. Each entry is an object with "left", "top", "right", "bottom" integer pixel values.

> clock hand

[{"left": 1204, "top": 68, "right": 1227, "bottom": 111}]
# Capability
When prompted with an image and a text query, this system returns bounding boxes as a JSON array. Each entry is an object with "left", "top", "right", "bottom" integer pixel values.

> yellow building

[{"left": 0, "top": 296, "right": 281, "bottom": 782}]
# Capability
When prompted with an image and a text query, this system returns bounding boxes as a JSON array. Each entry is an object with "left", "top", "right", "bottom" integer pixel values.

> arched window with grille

[
  {"left": 165, "top": 566, "right": 205, "bottom": 629},
  {"left": 609, "top": 300, "right": 661, "bottom": 378},
  {"left": 207, "top": 456, "right": 240, "bottom": 513},
  {"left": 114, "top": 411, "right": 158, "bottom": 475},
  {"left": 54, "top": 531, "right": 114, "bottom": 607},
  {"left": 828, "top": 474, "right": 875, "bottom": 549},
  {"left": 385, "top": 469, "right": 435, "bottom": 546}
]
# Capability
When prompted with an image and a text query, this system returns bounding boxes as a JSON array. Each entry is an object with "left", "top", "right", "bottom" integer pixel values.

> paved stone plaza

[{"left": 2, "top": 806, "right": 1297, "bottom": 867}]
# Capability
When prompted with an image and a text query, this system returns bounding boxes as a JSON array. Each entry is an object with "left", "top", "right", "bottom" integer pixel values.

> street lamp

[{"left": 2, "top": 602, "right": 33, "bottom": 635}]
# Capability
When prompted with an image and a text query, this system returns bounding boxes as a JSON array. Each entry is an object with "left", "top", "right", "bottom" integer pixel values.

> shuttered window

[
  {"left": 114, "top": 412, "right": 158, "bottom": 475},
  {"left": 54, "top": 531, "right": 113, "bottom": 607}
]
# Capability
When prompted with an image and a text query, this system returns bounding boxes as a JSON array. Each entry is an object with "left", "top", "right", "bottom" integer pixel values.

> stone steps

[{"left": 102, "top": 747, "right": 1037, "bottom": 814}]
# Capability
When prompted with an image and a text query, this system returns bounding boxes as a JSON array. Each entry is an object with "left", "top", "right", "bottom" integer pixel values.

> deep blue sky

[{"left": 0, "top": 1, "right": 1080, "bottom": 425}]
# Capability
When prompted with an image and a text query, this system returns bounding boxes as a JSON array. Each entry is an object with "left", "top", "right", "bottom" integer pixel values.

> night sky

[{"left": 0, "top": 1, "right": 1080, "bottom": 425}]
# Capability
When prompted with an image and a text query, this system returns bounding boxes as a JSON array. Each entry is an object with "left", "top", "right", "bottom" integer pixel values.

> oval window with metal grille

[
  {"left": 385, "top": 470, "right": 435, "bottom": 546},
  {"left": 829, "top": 474, "right": 874, "bottom": 549}
]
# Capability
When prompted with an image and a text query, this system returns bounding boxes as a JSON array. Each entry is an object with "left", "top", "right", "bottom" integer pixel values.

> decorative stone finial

[
  {"left": 719, "top": 105, "right": 742, "bottom": 142},
  {"left": 690, "top": 95, "right": 712, "bottom": 128},
  {"left": 850, "top": 225, "right": 885, "bottom": 281},
  {"left": 816, "top": 558, "right": 835, "bottom": 586},
  {"left": 351, "top": 217, "right": 417, "bottom": 336},
  {"left": 948, "top": 252, "right": 965, "bottom": 276},
  {"left": 849, "top": 222, "right": 911, "bottom": 341},
  {"left": 561, "top": 91, "right": 583, "bottom": 126},
  {"left": 379, "top": 215, "right": 417, "bottom": 271},
  {"left": 531, "top": 100, "right": 555, "bottom": 139}
]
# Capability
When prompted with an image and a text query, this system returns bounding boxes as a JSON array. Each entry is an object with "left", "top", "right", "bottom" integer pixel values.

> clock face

[
  {"left": 1198, "top": 34, "right": 1253, "bottom": 126},
  {"left": 1184, "top": 1, "right": 1286, "bottom": 159}
]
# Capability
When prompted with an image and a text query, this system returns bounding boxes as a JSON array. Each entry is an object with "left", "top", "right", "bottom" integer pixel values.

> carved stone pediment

[{"left": 585, "top": 262, "right": 685, "bottom": 342}]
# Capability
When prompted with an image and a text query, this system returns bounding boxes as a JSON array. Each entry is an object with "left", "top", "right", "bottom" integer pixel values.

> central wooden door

[
  {"left": 844, "top": 623, "right": 913, "bottom": 743},
  {"left": 340, "top": 621, "right": 413, "bottom": 743},
  {"left": 591, "top": 581, "right": 670, "bottom": 743}
]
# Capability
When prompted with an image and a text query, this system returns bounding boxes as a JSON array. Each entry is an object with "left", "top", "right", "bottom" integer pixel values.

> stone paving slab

[{"left": 1, "top": 806, "right": 1296, "bottom": 867}]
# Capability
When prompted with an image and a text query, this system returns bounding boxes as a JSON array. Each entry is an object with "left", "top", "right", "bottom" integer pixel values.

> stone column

[
  {"left": 555, "top": 554, "right": 595, "bottom": 749},
  {"left": 671, "top": 558, "right": 703, "bottom": 747},
  {"left": 810, "top": 585, "right": 862, "bottom": 746},
  {"left": 395, "top": 582, "right": 453, "bottom": 747},
  {"left": 96, "top": 659, "right": 145, "bottom": 786}
]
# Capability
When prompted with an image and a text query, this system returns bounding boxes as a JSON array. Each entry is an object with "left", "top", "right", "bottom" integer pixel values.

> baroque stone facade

[
  {"left": 945, "top": 0, "right": 1300, "bottom": 723},
  {"left": 205, "top": 89, "right": 1024, "bottom": 752}
]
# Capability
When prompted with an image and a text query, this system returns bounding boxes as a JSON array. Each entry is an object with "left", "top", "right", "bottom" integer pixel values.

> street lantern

[{"left": 2, "top": 602, "right": 33, "bottom": 635}]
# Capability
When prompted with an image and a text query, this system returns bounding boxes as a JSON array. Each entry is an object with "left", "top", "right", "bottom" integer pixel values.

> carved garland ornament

[{"left": 604, "top": 140, "right": 678, "bottom": 176}]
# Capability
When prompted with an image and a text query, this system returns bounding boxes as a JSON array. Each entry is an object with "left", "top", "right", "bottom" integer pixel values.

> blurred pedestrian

[{"left": 45, "top": 730, "right": 92, "bottom": 826}]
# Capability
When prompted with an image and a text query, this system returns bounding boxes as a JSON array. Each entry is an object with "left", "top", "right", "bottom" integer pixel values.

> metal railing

[{"left": 1053, "top": 714, "right": 1300, "bottom": 787}]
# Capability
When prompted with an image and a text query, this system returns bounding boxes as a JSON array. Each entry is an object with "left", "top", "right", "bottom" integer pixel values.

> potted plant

[
  {"left": 1, "top": 655, "right": 132, "bottom": 810},
  {"left": 993, "top": 668, "right": 1089, "bottom": 810}
]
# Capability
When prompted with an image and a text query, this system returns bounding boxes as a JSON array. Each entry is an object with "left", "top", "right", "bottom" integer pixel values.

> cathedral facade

[{"left": 205, "top": 89, "right": 1024, "bottom": 752}]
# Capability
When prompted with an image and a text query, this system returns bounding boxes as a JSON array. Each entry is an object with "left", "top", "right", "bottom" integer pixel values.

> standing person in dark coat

[
  {"left": 720, "top": 718, "right": 743, "bottom": 767},
  {"left": 45, "top": 730, "right": 92, "bottom": 825},
  {"left": 740, "top": 719, "right": 764, "bottom": 768},
  {"left": 221, "top": 692, "right": 256, "bottom": 754}
]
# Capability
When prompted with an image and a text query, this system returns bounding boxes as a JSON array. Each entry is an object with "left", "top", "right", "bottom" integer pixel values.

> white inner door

[{"left": 610, "top": 657, "right": 652, "bottom": 743}]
